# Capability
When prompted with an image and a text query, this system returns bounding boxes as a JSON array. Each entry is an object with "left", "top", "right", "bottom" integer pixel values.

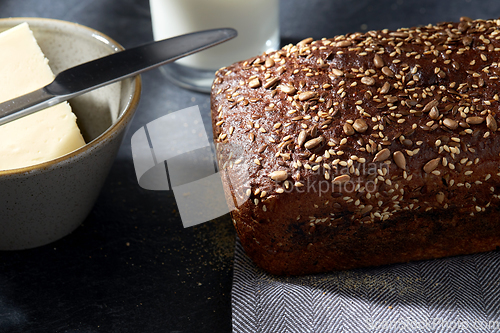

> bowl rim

[{"left": 0, "top": 17, "right": 142, "bottom": 177}]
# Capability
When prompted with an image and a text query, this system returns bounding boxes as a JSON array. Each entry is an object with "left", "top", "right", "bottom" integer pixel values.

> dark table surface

[{"left": 0, "top": 0, "right": 499, "bottom": 332}]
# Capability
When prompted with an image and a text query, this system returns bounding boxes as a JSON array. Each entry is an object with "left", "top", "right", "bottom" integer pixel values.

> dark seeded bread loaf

[{"left": 211, "top": 17, "right": 500, "bottom": 275}]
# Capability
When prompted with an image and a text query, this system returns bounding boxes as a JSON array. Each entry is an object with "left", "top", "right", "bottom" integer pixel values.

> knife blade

[{"left": 0, "top": 28, "right": 237, "bottom": 126}]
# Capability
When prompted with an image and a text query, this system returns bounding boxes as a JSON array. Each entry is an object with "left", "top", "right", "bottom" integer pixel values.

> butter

[{"left": 0, "top": 23, "right": 85, "bottom": 171}]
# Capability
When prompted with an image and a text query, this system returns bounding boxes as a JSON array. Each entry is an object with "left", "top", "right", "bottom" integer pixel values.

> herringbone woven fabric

[{"left": 232, "top": 238, "right": 500, "bottom": 333}]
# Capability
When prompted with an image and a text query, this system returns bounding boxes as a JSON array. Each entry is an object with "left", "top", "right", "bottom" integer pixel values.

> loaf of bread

[{"left": 211, "top": 17, "right": 500, "bottom": 275}]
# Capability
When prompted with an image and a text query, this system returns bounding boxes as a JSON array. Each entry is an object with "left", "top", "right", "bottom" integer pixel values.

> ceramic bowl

[{"left": 0, "top": 18, "right": 141, "bottom": 250}]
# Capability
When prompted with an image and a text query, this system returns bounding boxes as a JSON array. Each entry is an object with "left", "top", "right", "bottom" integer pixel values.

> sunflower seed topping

[
  {"left": 298, "top": 91, "right": 318, "bottom": 101},
  {"left": 423, "top": 157, "right": 441, "bottom": 174},
  {"left": 393, "top": 151, "right": 406, "bottom": 170},
  {"left": 381, "top": 66, "right": 394, "bottom": 77},
  {"left": 466, "top": 116, "right": 484, "bottom": 125},
  {"left": 270, "top": 170, "right": 288, "bottom": 181},
  {"left": 333, "top": 174, "right": 351, "bottom": 184},
  {"left": 380, "top": 82, "right": 391, "bottom": 94},
  {"left": 331, "top": 68, "right": 344, "bottom": 76},
  {"left": 361, "top": 76, "right": 375, "bottom": 86},
  {"left": 372, "top": 148, "right": 390, "bottom": 163},
  {"left": 297, "top": 130, "right": 307, "bottom": 147},
  {"left": 443, "top": 118, "right": 458, "bottom": 130},
  {"left": 263, "top": 77, "right": 280, "bottom": 89},
  {"left": 373, "top": 54, "right": 384, "bottom": 68},
  {"left": 248, "top": 78, "right": 261, "bottom": 88},
  {"left": 304, "top": 136, "right": 324, "bottom": 150},
  {"left": 336, "top": 40, "right": 352, "bottom": 47},
  {"left": 265, "top": 57, "right": 275, "bottom": 68},
  {"left": 280, "top": 84, "right": 297, "bottom": 95},
  {"left": 353, "top": 118, "right": 368, "bottom": 133},
  {"left": 343, "top": 123, "right": 355, "bottom": 135},
  {"left": 487, "top": 114, "right": 498, "bottom": 131}
]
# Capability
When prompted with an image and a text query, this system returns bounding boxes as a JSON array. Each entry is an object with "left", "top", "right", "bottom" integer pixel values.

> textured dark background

[{"left": 0, "top": 0, "right": 499, "bottom": 332}]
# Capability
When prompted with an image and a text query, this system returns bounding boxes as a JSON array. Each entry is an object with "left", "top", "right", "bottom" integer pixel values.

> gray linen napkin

[{"left": 232, "top": 238, "right": 500, "bottom": 333}]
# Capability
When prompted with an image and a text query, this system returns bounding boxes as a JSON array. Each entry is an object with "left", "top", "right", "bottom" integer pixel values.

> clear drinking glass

[{"left": 150, "top": 0, "right": 280, "bottom": 93}]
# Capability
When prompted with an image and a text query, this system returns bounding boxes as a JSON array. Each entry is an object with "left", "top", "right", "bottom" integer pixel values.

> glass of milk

[{"left": 150, "top": 0, "right": 280, "bottom": 93}]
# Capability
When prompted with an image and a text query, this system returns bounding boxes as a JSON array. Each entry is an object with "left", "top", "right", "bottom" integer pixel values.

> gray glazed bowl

[{"left": 0, "top": 18, "right": 141, "bottom": 250}]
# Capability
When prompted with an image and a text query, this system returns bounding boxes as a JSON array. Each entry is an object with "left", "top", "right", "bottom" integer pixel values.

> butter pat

[{"left": 0, "top": 23, "right": 85, "bottom": 171}]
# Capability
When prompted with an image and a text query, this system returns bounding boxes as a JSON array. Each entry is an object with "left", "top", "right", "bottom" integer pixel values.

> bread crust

[{"left": 211, "top": 18, "right": 500, "bottom": 275}]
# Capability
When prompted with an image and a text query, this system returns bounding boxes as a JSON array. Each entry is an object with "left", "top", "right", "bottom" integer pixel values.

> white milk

[{"left": 150, "top": 0, "right": 280, "bottom": 70}]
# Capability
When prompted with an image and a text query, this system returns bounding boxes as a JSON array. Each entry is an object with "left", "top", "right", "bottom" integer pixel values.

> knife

[{"left": 0, "top": 28, "right": 237, "bottom": 126}]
